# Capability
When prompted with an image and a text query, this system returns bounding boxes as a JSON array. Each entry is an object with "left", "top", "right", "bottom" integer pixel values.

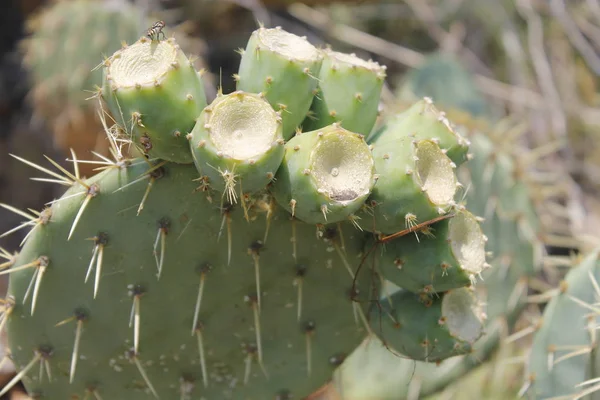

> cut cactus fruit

[
  {"left": 302, "top": 49, "right": 386, "bottom": 136},
  {"left": 370, "top": 98, "right": 471, "bottom": 167},
  {"left": 271, "top": 123, "right": 376, "bottom": 225},
  {"left": 359, "top": 134, "right": 458, "bottom": 234},
  {"left": 377, "top": 287, "right": 486, "bottom": 362},
  {"left": 373, "top": 208, "right": 488, "bottom": 294},
  {"left": 102, "top": 37, "right": 207, "bottom": 163},
  {"left": 189, "top": 91, "right": 285, "bottom": 202},
  {"left": 236, "top": 26, "right": 323, "bottom": 140}
]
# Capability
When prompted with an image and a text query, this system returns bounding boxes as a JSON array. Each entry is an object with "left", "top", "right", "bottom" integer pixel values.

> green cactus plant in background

[
  {"left": 525, "top": 248, "right": 600, "bottom": 399},
  {"left": 21, "top": 0, "right": 146, "bottom": 172},
  {"left": 0, "top": 25, "right": 497, "bottom": 399}
]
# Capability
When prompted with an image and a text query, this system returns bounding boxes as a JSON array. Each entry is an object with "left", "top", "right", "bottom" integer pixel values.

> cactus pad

[
  {"left": 3, "top": 160, "right": 372, "bottom": 399},
  {"left": 526, "top": 248, "right": 600, "bottom": 398},
  {"left": 0, "top": 28, "right": 497, "bottom": 400}
]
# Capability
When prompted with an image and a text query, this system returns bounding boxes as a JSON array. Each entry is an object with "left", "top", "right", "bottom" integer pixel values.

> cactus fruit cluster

[
  {"left": 1, "top": 26, "right": 493, "bottom": 399},
  {"left": 319, "top": 53, "right": 546, "bottom": 399}
]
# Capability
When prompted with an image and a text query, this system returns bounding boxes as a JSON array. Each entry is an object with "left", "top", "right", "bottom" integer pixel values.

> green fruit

[
  {"left": 374, "top": 208, "right": 488, "bottom": 295},
  {"left": 102, "top": 37, "right": 207, "bottom": 163},
  {"left": 377, "top": 286, "right": 486, "bottom": 362},
  {"left": 302, "top": 49, "right": 386, "bottom": 136},
  {"left": 358, "top": 134, "right": 458, "bottom": 234},
  {"left": 189, "top": 91, "right": 285, "bottom": 202},
  {"left": 236, "top": 26, "right": 323, "bottom": 140},
  {"left": 271, "top": 123, "right": 376, "bottom": 225},
  {"left": 324, "top": 51, "right": 544, "bottom": 400},
  {"left": 370, "top": 98, "right": 471, "bottom": 167}
]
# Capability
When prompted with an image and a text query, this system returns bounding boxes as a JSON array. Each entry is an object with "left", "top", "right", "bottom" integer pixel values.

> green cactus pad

[
  {"left": 370, "top": 98, "right": 471, "bottom": 167},
  {"left": 527, "top": 248, "right": 600, "bottom": 399},
  {"left": 376, "top": 287, "right": 485, "bottom": 362},
  {"left": 102, "top": 37, "right": 207, "bottom": 163},
  {"left": 4, "top": 160, "right": 373, "bottom": 399},
  {"left": 358, "top": 135, "right": 458, "bottom": 234},
  {"left": 189, "top": 91, "right": 285, "bottom": 201},
  {"left": 271, "top": 124, "right": 376, "bottom": 225},
  {"left": 374, "top": 208, "right": 488, "bottom": 294},
  {"left": 302, "top": 49, "right": 386, "bottom": 136},
  {"left": 236, "top": 26, "right": 323, "bottom": 140}
]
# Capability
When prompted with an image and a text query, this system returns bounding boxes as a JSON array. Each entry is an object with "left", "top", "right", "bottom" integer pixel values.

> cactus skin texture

[
  {"left": 526, "top": 248, "right": 600, "bottom": 399},
  {"left": 236, "top": 26, "right": 323, "bottom": 140},
  {"left": 302, "top": 49, "right": 386, "bottom": 136},
  {"left": 102, "top": 37, "right": 207, "bottom": 164},
  {"left": 1, "top": 35, "right": 493, "bottom": 399},
  {"left": 189, "top": 91, "right": 285, "bottom": 198}
]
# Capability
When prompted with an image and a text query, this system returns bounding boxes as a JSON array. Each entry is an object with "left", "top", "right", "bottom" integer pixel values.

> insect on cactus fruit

[{"left": 0, "top": 25, "right": 490, "bottom": 399}]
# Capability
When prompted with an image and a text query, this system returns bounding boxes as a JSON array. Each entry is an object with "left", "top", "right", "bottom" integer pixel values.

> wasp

[{"left": 146, "top": 20, "right": 166, "bottom": 41}]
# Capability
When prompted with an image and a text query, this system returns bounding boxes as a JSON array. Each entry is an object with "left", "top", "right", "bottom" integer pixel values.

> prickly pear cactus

[
  {"left": 21, "top": 0, "right": 145, "bottom": 166},
  {"left": 1, "top": 30, "right": 491, "bottom": 399},
  {"left": 525, "top": 248, "right": 600, "bottom": 399}
]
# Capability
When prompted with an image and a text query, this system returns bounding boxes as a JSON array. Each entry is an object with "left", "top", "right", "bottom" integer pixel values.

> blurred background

[{"left": 0, "top": 0, "right": 599, "bottom": 398}]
